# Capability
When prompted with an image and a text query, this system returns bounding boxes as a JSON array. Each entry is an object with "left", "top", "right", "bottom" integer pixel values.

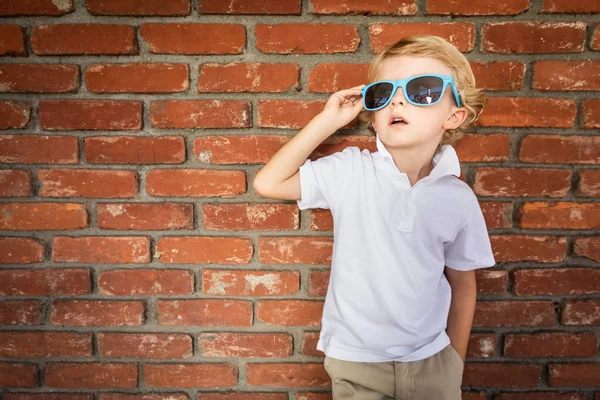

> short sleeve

[
  {"left": 444, "top": 195, "right": 496, "bottom": 271},
  {"left": 296, "top": 147, "right": 357, "bottom": 211}
]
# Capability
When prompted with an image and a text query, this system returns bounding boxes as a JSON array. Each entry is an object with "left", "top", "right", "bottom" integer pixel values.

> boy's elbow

[{"left": 252, "top": 175, "right": 271, "bottom": 198}]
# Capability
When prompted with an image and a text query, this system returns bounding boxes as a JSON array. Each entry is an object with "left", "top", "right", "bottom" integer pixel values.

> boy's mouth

[{"left": 389, "top": 115, "right": 409, "bottom": 126}]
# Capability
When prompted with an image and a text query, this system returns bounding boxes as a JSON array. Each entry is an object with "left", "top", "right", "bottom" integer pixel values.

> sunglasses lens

[
  {"left": 365, "top": 82, "right": 394, "bottom": 109},
  {"left": 406, "top": 76, "right": 444, "bottom": 105}
]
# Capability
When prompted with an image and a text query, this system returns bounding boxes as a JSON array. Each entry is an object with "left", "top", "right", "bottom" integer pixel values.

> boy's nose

[{"left": 390, "top": 87, "right": 406, "bottom": 106}]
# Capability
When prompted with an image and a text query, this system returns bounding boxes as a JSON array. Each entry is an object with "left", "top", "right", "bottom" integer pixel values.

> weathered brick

[
  {"left": 562, "top": 300, "right": 600, "bottom": 325},
  {"left": 470, "top": 62, "right": 525, "bottom": 91},
  {"left": 157, "top": 299, "right": 252, "bottom": 326},
  {"left": 0, "top": 301, "right": 43, "bottom": 325},
  {"left": 520, "top": 135, "right": 599, "bottom": 164},
  {"left": 257, "top": 300, "right": 324, "bottom": 326},
  {"left": 518, "top": 202, "right": 600, "bottom": 230},
  {"left": 198, "top": 394, "right": 287, "bottom": 400},
  {"left": 97, "top": 203, "right": 193, "bottom": 230},
  {"left": 310, "top": 209, "right": 333, "bottom": 231},
  {"left": 491, "top": 235, "right": 567, "bottom": 263},
  {"left": 258, "top": 100, "right": 327, "bottom": 129},
  {"left": 0, "top": 101, "right": 30, "bottom": 129},
  {"left": 98, "top": 333, "right": 192, "bottom": 358},
  {"left": 301, "top": 332, "right": 323, "bottom": 356},
  {"left": 577, "top": 170, "right": 600, "bottom": 197},
  {"left": 462, "top": 363, "right": 542, "bottom": 388},
  {"left": 202, "top": 269, "right": 299, "bottom": 296},
  {"left": 141, "top": 23, "right": 245, "bottom": 54},
  {"left": 199, "top": 63, "right": 299, "bottom": 92},
  {"left": 548, "top": 363, "right": 600, "bottom": 387},
  {"left": 0, "top": 25, "right": 26, "bottom": 56},
  {"left": 200, "top": 0, "right": 300, "bottom": 14},
  {"left": 468, "top": 333, "right": 498, "bottom": 358},
  {"left": 0, "top": 237, "right": 43, "bottom": 264},
  {"left": 146, "top": 169, "right": 246, "bottom": 197},
  {"left": 50, "top": 300, "right": 144, "bottom": 327},
  {"left": 0, "top": 135, "right": 78, "bottom": 164},
  {"left": 32, "top": 24, "right": 137, "bottom": 55},
  {"left": 84, "top": 136, "right": 185, "bottom": 164},
  {"left": 256, "top": 24, "right": 359, "bottom": 54},
  {"left": 0, "top": 169, "right": 31, "bottom": 197},
  {"left": 473, "top": 301, "right": 557, "bottom": 327},
  {"left": 199, "top": 332, "right": 293, "bottom": 357},
  {"left": 513, "top": 268, "right": 600, "bottom": 295},
  {"left": 52, "top": 236, "right": 150, "bottom": 264},
  {"left": 369, "top": 23, "right": 475, "bottom": 52},
  {"left": 40, "top": 100, "right": 142, "bottom": 131},
  {"left": 0, "top": 362, "right": 38, "bottom": 388},
  {"left": 85, "top": 63, "right": 188, "bottom": 93},
  {"left": 473, "top": 168, "right": 571, "bottom": 197},
  {"left": 574, "top": 237, "right": 600, "bottom": 262},
  {"left": 309, "top": 270, "right": 330, "bottom": 296},
  {"left": 582, "top": 99, "right": 600, "bottom": 129},
  {"left": 476, "top": 270, "right": 508, "bottom": 294},
  {"left": 259, "top": 237, "right": 333, "bottom": 264},
  {"left": 151, "top": 100, "right": 251, "bottom": 129},
  {"left": 45, "top": 362, "right": 137, "bottom": 388},
  {"left": 246, "top": 363, "right": 330, "bottom": 388},
  {"left": 202, "top": 203, "right": 299, "bottom": 230},
  {"left": 308, "top": 63, "right": 369, "bottom": 93},
  {"left": 0, "top": 0, "right": 73, "bottom": 16},
  {"left": 155, "top": 237, "right": 253, "bottom": 264},
  {"left": 478, "top": 98, "right": 576, "bottom": 128},
  {"left": 311, "top": 0, "right": 416, "bottom": 15},
  {"left": 85, "top": 0, "right": 190, "bottom": 15},
  {"left": 427, "top": 0, "right": 528, "bottom": 15},
  {"left": 542, "top": 0, "right": 600, "bottom": 13},
  {"left": 592, "top": 26, "right": 600, "bottom": 50},
  {"left": 39, "top": 169, "right": 138, "bottom": 198},
  {"left": 0, "top": 203, "right": 87, "bottom": 231},
  {"left": 482, "top": 22, "right": 586, "bottom": 53},
  {"left": 0, "top": 331, "right": 92, "bottom": 358},
  {"left": 98, "top": 269, "right": 194, "bottom": 296},
  {"left": 480, "top": 202, "right": 513, "bottom": 229},
  {"left": 0, "top": 64, "right": 79, "bottom": 93},
  {"left": 455, "top": 134, "right": 510, "bottom": 162},
  {"left": 534, "top": 61, "right": 600, "bottom": 91},
  {"left": 143, "top": 363, "right": 237, "bottom": 388},
  {"left": 0, "top": 268, "right": 90, "bottom": 296}
]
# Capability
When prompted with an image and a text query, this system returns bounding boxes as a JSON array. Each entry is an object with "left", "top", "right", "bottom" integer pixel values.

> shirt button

[{"left": 406, "top": 207, "right": 413, "bottom": 214}]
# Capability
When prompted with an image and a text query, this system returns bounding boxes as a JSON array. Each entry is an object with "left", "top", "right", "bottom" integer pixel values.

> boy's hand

[{"left": 321, "top": 85, "right": 365, "bottom": 130}]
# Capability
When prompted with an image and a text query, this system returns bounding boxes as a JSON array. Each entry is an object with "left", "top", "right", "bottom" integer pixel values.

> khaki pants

[{"left": 324, "top": 344, "right": 464, "bottom": 400}]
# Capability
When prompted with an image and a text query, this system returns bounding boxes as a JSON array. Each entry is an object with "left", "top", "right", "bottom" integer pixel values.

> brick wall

[{"left": 0, "top": 0, "right": 599, "bottom": 398}]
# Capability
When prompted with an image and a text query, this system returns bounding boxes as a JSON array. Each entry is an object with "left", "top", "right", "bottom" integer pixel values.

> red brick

[
  {"left": 199, "top": 63, "right": 299, "bottom": 93},
  {"left": 143, "top": 363, "right": 237, "bottom": 388},
  {"left": 548, "top": 363, "right": 600, "bottom": 387},
  {"left": 0, "top": 237, "right": 43, "bottom": 264},
  {"left": 480, "top": 202, "right": 513, "bottom": 229},
  {"left": 86, "top": 63, "right": 188, "bottom": 93},
  {"left": 455, "top": 134, "right": 510, "bottom": 162},
  {"left": 468, "top": 333, "right": 497, "bottom": 358},
  {"left": 491, "top": 235, "right": 567, "bottom": 263},
  {"left": 0, "top": 268, "right": 90, "bottom": 296},
  {"left": 562, "top": 300, "right": 600, "bottom": 325},
  {"left": 0, "top": 169, "right": 31, "bottom": 197},
  {"left": 0, "top": 64, "right": 79, "bottom": 93},
  {"left": 482, "top": 22, "right": 586, "bottom": 53},
  {"left": 520, "top": 135, "right": 599, "bottom": 164},
  {"left": 0, "top": 0, "right": 73, "bottom": 16},
  {"left": 312, "top": 0, "right": 416, "bottom": 15},
  {"left": 476, "top": 270, "right": 508, "bottom": 294},
  {"left": 534, "top": 61, "right": 600, "bottom": 91},
  {"left": 0, "top": 135, "right": 78, "bottom": 164},
  {"left": 85, "top": 0, "right": 190, "bottom": 15},
  {"left": 542, "top": 0, "right": 600, "bottom": 12},
  {"left": 200, "top": 0, "right": 300, "bottom": 14},
  {"left": 514, "top": 268, "right": 600, "bottom": 296},
  {"left": 84, "top": 136, "right": 185, "bottom": 164},
  {"left": 309, "top": 270, "right": 330, "bottom": 296},
  {"left": 0, "top": 362, "right": 38, "bottom": 388},
  {"left": 574, "top": 237, "right": 600, "bottom": 262},
  {"left": 256, "top": 24, "right": 359, "bottom": 54},
  {"left": 310, "top": 209, "right": 333, "bottom": 231},
  {"left": 45, "top": 362, "right": 137, "bottom": 388},
  {"left": 582, "top": 99, "right": 600, "bottom": 129},
  {"left": 202, "top": 269, "right": 299, "bottom": 296},
  {"left": 155, "top": 237, "right": 252, "bottom": 264},
  {"left": 0, "top": 300, "right": 43, "bottom": 325},
  {"left": 39, "top": 169, "right": 138, "bottom": 198},
  {"left": 141, "top": 23, "right": 245, "bottom": 54},
  {"left": 50, "top": 300, "right": 144, "bottom": 327},
  {"left": 473, "top": 168, "right": 571, "bottom": 197},
  {"left": 0, "top": 101, "right": 30, "bottom": 129},
  {"left": 257, "top": 300, "right": 324, "bottom": 326},
  {"left": 0, "top": 203, "right": 87, "bottom": 231},
  {"left": 198, "top": 394, "right": 287, "bottom": 400},
  {"left": 369, "top": 23, "right": 475, "bottom": 52},
  {"left": 98, "top": 269, "right": 194, "bottom": 295},
  {"left": 593, "top": 27, "right": 600, "bottom": 50},
  {"left": 32, "top": 24, "right": 137, "bottom": 55},
  {"left": 0, "top": 25, "right": 26, "bottom": 56},
  {"left": 246, "top": 363, "right": 329, "bottom": 388},
  {"left": 98, "top": 333, "right": 192, "bottom": 358},
  {"left": 259, "top": 237, "right": 333, "bottom": 264},
  {"left": 40, "top": 100, "right": 142, "bottom": 131},
  {"left": 151, "top": 100, "right": 250, "bottom": 129},
  {"left": 146, "top": 169, "right": 246, "bottom": 197},
  {"left": 52, "top": 236, "right": 150, "bottom": 264},
  {"left": 427, "top": 0, "right": 528, "bottom": 15},
  {"left": 518, "top": 202, "right": 600, "bottom": 230},
  {"left": 199, "top": 332, "right": 293, "bottom": 357},
  {"left": 301, "top": 332, "right": 322, "bottom": 356},
  {"left": 504, "top": 333, "right": 598, "bottom": 358},
  {"left": 202, "top": 203, "right": 299, "bottom": 230},
  {"left": 473, "top": 301, "right": 557, "bottom": 326},
  {"left": 478, "top": 98, "right": 576, "bottom": 128},
  {"left": 258, "top": 100, "right": 327, "bottom": 129},
  {"left": 157, "top": 299, "right": 252, "bottom": 326},
  {"left": 97, "top": 203, "right": 193, "bottom": 230},
  {"left": 470, "top": 62, "right": 525, "bottom": 91},
  {"left": 463, "top": 363, "right": 542, "bottom": 388},
  {"left": 0, "top": 331, "right": 91, "bottom": 358},
  {"left": 308, "top": 63, "right": 369, "bottom": 93},
  {"left": 297, "top": 394, "right": 333, "bottom": 400},
  {"left": 4, "top": 395, "right": 93, "bottom": 400}
]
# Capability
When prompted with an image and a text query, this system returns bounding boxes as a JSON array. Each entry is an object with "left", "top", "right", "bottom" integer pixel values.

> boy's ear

[{"left": 442, "top": 108, "right": 468, "bottom": 130}]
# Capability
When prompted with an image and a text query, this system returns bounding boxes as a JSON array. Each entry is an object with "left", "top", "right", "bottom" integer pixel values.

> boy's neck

[{"left": 377, "top": 136, "right": 438, "bottom": 187}]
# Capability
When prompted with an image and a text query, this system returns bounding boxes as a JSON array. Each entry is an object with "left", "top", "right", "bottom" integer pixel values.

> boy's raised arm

[{"left": 253, "top": 85, "right": 365, "bottom": 201}]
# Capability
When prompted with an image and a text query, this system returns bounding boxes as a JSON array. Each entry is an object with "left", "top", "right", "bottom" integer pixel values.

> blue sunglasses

[{"left": 361, "top": 74, "right": 462, "bottom": 110}]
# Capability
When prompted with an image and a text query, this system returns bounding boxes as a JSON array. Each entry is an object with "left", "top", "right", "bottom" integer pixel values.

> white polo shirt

[{"left": 297, "top": 135, "right": 496, "bottom": 363}]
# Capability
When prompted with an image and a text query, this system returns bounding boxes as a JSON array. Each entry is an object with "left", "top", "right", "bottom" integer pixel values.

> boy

[{"left": 253, "top": 36, "right": 496, "bottom": 399}]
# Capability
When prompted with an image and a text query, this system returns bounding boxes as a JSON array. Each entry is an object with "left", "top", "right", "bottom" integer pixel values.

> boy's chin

[{"left": 379, "top": 131, "right": 437, "bottom": 149}]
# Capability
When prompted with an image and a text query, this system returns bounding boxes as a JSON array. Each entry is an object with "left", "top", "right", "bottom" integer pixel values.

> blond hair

[{"left": 359, "top": 35, "right": 486, "bottom": 148}]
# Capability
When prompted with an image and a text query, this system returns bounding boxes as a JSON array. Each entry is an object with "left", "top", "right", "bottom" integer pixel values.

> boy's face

[{"left": 370, "top": 55, "right": 461, "bottom": 151}]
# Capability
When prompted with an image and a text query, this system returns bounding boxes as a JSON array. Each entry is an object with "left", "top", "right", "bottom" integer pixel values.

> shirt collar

[{"left": 375, "top": 134, "right": 461, "bottom": 180}]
